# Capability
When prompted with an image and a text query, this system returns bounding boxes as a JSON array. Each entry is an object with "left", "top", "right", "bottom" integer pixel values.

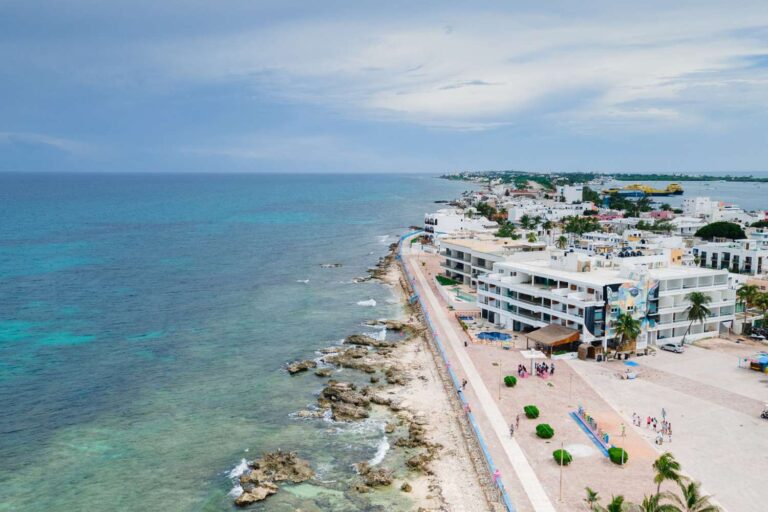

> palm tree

[
  {"left": 613, "top": 313, "right": 641, "bottom": 354},
  {"left": 585, "top": 487, "right": 600, "bottom": 509},
  {"left": 637, "top": 493, "right": 681, "bottom": 512},
  {"left": 526, "top": 232, "right": 538, "bottom": 243},
  {"left": 556, "top": 235, "right": 568, "bottom": 250},
  {"left": 519, "top": 214, "right": 533, "bottom": 230},
  {"left": 597, "top": 495, "right": 632, "bottom": 512},
  {"left": 653, "top": 453, "right": 683, "bottom": 497},
  {"left": 669, "top": 481, "right": 721, "bottom": 512},
  {"left": 754, "top": 292, "right": 768, "bottom": 325},
  {"left": 736, "top": 284, "right": 758, "bottom": 333},
  {"left": 680, "top": 292, "right": 711, "bottom": 345}
]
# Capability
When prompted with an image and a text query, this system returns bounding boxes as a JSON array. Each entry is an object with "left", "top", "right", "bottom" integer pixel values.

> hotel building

[{"left": 477, "top": 250, "right": 735, "bottom": 351}]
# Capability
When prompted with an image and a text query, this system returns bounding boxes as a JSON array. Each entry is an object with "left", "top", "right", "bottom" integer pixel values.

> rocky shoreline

[{"left": 232, "top": 239, "right": 489, "bottom": 510}]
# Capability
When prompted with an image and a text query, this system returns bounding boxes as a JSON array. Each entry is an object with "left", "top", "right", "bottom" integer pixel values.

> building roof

[
  {"left": 441, "top": 237, "right": 544, "bottom": 256},
  {"left": 525, "top": 324, "right": 581, "bottom": 347}
]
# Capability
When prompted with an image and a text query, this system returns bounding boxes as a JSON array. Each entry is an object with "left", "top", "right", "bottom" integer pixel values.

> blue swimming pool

[{"left": 477, "top": 331, "right": 511, "bottom": 341}]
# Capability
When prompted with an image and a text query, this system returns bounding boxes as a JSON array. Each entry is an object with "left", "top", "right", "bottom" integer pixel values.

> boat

[{"left": 603, "top": 183, "right": 683, "bottom": 197}]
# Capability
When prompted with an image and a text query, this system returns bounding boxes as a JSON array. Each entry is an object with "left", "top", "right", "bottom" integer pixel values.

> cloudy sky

[{"left": 2, "top": 0, "right": 768, "bottom": 173}]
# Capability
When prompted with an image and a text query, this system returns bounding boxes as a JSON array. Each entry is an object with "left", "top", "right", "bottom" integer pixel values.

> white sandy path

[{"left": 404, "top": 243, "right": 556, "bottom": 512}]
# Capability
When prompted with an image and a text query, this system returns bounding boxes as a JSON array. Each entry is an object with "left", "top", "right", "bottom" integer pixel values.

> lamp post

[
  {"left": 620, "top": 422, "right": 626, "bottom": 467},
  {"left": 558, "top": 440, "right": 564, "bottom": 502}
]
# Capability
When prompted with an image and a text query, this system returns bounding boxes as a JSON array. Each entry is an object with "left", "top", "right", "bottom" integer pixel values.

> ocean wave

[
  {"left": 367, "top": 436, "right": 390, "bottom": 466},
  {"left": 296, "top": 279, "right": 310, "bottom": 284},
  {"left": 356, "top": 299, "right": 376, "bottom": 307},
  {"left": 227, "top": 458, "right": 249, "bottom": 498}
]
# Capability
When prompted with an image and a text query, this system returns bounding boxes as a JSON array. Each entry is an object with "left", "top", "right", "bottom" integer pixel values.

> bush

[
  {"left": 503, "top": 375, "right": 517, "bottom": 387},
  {"left": 608, "top": 447, "right": 629, "bottom": 465},
  {"left": 524, "top": 405, "right": 539, "bottom": 419},
  {"left": 552, "top": 449, "right": 572, "bottom": 465},
  {"left": 695, "top": 221, "right": 746, "bottom": 241},
  {"left": 536, "top": 424, "right": 554, "bottom": 439},
  {"left": 436, "top": 275, "right": 459, "bottom": 286}
]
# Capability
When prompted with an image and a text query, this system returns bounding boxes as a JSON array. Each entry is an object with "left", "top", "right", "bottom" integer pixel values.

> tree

[
  {"left": 475, "top": 201, "right": 497, "bottom": 220},
  {"left": 653, "top": 452, "right": 683, "bottom": 497},
  {"left": 751, "top": 219, "right": 768, "bottom": 228},
  {"left": 660, "top": 203, "right": 672, "bottom": 211},
  {"left": 585, "top": 487, "right": 600, "bottom": 509},
  {"left": 526, "top": 232, "right": 538, "bottom": 243},
  {"left": 670, "top": 481, "right": 721, "bottom": 512},
  {"left": 583, "top": 186, "right": 602, "bottom": 204},
  {"left": 496, "top": 222, "right": 517, "bottom": 238},
  {"left": 637, "top": 196, "right": 653, "bottom": 212},
  {"left": 754, "top": 292, "right": 768, "bottom": 325},
  {"left": 653, "top": 221, "right": 674, "bottom": 235},
  {"left": 564, "top": 215, "right": 602, "bottom": 235},
  {"left": 613, "top": 313, "right": 641, "bottom": 353},
  {"left": 556, "top": 235, "right": 568, "bottom": 249},
  {"left": 736, "top": 284, "right": 759, "bottom": 333},
  {"left": 680, "top": 292, "right": 711, "bottom": 345},
  {"left": 519, "top": 214, "right": 533, "bottom": 230},
  {"left": 694, "top": 222, "right": 746, "bottom": 241},
  {"left": 637, "top": 493, "right": 681, "bottom": 512}
]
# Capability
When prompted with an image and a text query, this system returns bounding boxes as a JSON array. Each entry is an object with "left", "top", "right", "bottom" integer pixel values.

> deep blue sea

[{"left": 0, "top": 173, "right": 472, "bottom": 511}]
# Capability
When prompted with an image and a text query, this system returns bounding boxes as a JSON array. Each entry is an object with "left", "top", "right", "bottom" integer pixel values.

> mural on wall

[{"left": 607, "top": 274, "right": 659, "bottom": 330}]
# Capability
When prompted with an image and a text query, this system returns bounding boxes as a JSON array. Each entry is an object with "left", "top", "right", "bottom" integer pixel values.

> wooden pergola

[{"left": 524, "top": 324, "right": 581, "bottom": 356}]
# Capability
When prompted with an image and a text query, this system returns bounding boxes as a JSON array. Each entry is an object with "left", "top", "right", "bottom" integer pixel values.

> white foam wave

[
  {"left": 357, "top": 299, "right": 377, "bottom": 307},
  {"left": 227, "top": 458, "right": 249, "bottom": 498},
  {"left": 367, "top": 436, "right": 390, "bottom": 466},
  {"left": 377, "top": 235, "right": 390, "bottom": 244},
  {"left": 367, "top": 327, "right": 387, "bottom": 341},
  {"left": 296, "top": 279, "right": 310, "bottom": 284}
]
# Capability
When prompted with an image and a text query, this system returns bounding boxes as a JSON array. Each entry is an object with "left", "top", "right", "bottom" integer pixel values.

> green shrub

[
  {"left": 523, "top": 405, "right": 539, "bottom": 419},
  {"left": 552, "top": 449, "right": 572, "bottom": 465},
  {"left": 503, "top": 375, "right": 517, "bottom": 387},
  {"left": 436, "top": 275, "right": 460, "bottom": 286},
  {"left": 608, "top": 447, "right": 629, "bottom": 465},
  {"left": 536, "top": 424, "right": 554, "bottom": 439}
]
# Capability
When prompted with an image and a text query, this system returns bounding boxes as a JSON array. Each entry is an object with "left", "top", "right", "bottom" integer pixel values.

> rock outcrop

[
  {"left": 234, "top": 451, "right": 314, "bottom": 506},
  {"left": 286, "top": 359, "right": 317, "bottom": 375},
  {"left": 355, "top": 462, "right": 393, "bottom": 488}
]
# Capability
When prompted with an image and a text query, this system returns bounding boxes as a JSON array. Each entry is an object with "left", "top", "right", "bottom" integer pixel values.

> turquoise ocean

[{"left": 0, "top": 173, "right": 472, "bottom": 511}]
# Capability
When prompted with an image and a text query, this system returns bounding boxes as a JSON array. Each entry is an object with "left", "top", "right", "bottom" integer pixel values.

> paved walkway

[{"left": 403, "top": 243, "right": 556, "bottom": 512}]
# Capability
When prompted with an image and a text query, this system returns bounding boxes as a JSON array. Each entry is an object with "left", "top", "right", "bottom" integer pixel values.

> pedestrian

[
  {"left": 550, "top": 363, "right": 555, "bottom": 375},
  {"left": 515, "top": 414, "right": 520, "bottom": 430},
  {"left": 461, "top": 378, "right": 467, "bottom": 390},
  {"left": 647, "top": 416, "right": 651, "bottom": 428},
  {"left": 509, "top": 423, "right": 515, "bottom": 437}
]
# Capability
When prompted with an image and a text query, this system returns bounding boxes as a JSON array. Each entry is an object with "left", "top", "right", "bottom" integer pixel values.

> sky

[{"left": 2, "top": 0, "right": 768, "bottom": 173}]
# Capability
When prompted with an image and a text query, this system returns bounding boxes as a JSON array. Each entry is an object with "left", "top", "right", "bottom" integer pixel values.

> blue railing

[{"left": 396, "top": 232, "right": 516, "bottom": 512}]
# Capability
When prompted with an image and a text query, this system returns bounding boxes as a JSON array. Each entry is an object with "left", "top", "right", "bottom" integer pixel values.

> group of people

[
  {"left": 534, "top": 361, "right": 554, "bottom": 377},
  {"left": 631, "top": 412, "right": 672, "bottom": 444},
  {"left": 515, "top": 364, "right": 528, "bottom": 377},
  {"left": 509, "top": 414, "right": 521, "bottom": 437}
]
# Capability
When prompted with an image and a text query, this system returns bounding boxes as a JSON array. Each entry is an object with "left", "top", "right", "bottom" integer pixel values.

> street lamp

[
  {"left": 558, "top": 440, "right": 564, "bottom": 502},
  {"left": 620, "top": 423, "right": 626, "bottom": 467}
]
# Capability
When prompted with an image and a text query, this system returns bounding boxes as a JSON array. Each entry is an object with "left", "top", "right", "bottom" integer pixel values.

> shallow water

[{"left": 0, "top": 173, "right": 471, "bottom": 511}]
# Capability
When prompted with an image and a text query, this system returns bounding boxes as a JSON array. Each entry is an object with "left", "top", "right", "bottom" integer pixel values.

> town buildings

[
  {"left": 692, "top": 237, "right": 768, "bottom": 275},
  {"left": 424, "top": 209, "right": 498, "bottom": 240}
]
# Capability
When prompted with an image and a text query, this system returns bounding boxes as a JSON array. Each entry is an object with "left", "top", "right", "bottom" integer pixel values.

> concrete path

[{"left": 404, "top": 244, "right": 556, "bottom": 512}]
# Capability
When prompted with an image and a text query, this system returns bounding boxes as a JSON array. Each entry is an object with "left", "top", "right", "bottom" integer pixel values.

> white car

[{"left": 660, "top": 343, "right": 684, "bottom": 354}]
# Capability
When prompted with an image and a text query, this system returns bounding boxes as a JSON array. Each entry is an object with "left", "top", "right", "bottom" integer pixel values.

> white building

[
  {"left": 504, "top": 198, "right": 594, "bottom": 223},
  {"left": 441, "top": 236, "right": 546, "bottom": 288},
  {"left": 669, "top": 216, "right": 707, "bottom": 236},
  {"left": 692, "top": 238, "right": 768, "bottom": 275},
  {"left": 424, "top": 209, "right": 498, "bottom": 239},
  {"left": 558, "top": 185, "right": 584, "bottom": 204},
  {"left": 477, "top": 250, "right": 734, "bottom": 352},
  {"left": 683, "top": 196, "right": 762, "bottom": 226}
]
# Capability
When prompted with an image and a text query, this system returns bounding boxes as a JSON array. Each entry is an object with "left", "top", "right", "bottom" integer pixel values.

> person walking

[
  {"left": 509, "top": 423, "right": 515, "bottom": 437},
  {"left": 550, "top": 362, "right": 555, "bottom": 375},
  {"left": 461, "top": 378, "right": 468, "bottom": 390},
  {"left": 515, "top": 414, "right": 520, "bottom": 430}
]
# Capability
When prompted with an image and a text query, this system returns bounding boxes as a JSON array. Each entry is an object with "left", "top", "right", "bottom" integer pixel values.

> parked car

[
  {"left": 750, "top": 334, "right": 766, "bottom": 341},
  {"left": 660, "top": 343, "right": 684, "bottom": 353}
]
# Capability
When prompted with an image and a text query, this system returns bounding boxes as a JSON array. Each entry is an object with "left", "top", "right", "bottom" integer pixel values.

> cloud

[
  {"left": 132, "top": 3, "right": 768, "bottom": 130},
  {"left": 0, "top": 132, "right": 92, "bottom": 155}
]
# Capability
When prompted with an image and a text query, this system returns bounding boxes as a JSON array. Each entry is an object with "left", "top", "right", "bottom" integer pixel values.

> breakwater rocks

[
  {"left": 368, "top": 243, "right": 399, "bottom": 280},
  {"left": 234, "top": 451, "right": 314, "bottom": 506}
]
